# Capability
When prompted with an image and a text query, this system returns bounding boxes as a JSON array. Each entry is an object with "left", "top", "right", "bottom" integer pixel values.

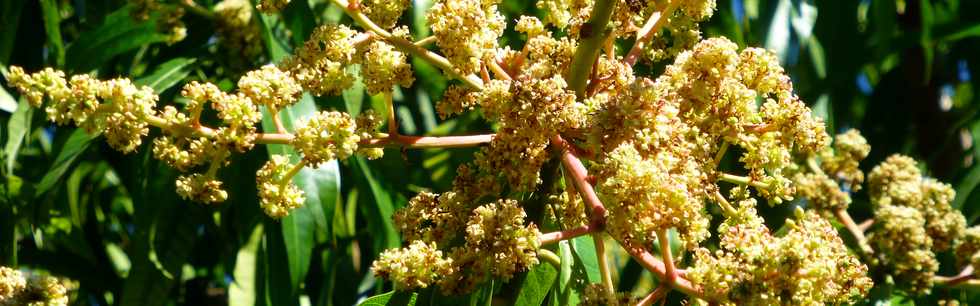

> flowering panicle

[
  {"left": 393, "top": 191, "right": 467, "bottom": 245},
  {"left": 360, "top": 40, "right": 415, "bottom": 94},
  {"left": 371, "top": 240, "right": 453, "bottom": 290},
  {"left": 688, "top": 209, "right": 872, "bottom": 304},
  {"left": 867, "top": 205, "right": 937, "bottom": 294},
  {"left": 426, "top": 0, "right": 505, "bottom": 75},
  {"left": 292, "top": 111, "right": 361, "bottom": 166},
  {"left": 361, "top": 0, "right": 410, "bottom": 30},
  {"left": 256, "top": 0, "right": 290, "bottom": 13},
  {"left": 8, "top": 67, "right": 158, "bottom": 154},
  {"left": 256, "top": 155, "right": 306, "bottom": 218},
  {"left": 820, "top": 129, "right": 871, "bottom": 190},
  {"left": 0, "top": 267, "right": 70, "bottom": 306},
  {"left": 438, "top": 199, "right": 541, "bottom": 294},
  {"left": 214, "top": 0, "right": 264, "bottom": 69},
  {"left": 868, "top": 155, "right": 965, "bottom": 252},
  {"left": 281, "top": 24, "right": 360, "bottom": 96},
  {"left": 595, "top": 143, "right": 709, "bottom": 249}
]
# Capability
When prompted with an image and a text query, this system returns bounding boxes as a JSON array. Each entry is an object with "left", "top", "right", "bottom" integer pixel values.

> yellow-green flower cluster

[
  {"left": 955, "top": 226, "right": 980, "bottom": 266},
  {"left": 214, "top": 0, "right": 264, "bottom": 69},
  {"left": 688, "top": 209, "right": 872, "bottom": 305},
  {"left": 256, "top": 155, "right": 306, "bottom": 218},
  {"left": 361, "top": 0, "right": 410, "bottom": 30},
  {"left": 868, "top": 154, "right": 966, "bottom": 252},
  {"left": 535, "top": 0, "right": 591, "bottom": 32},
  {"left": 256, "top": 0, "right": 290, "bottom": 13},
  {"left": 595, "top": 143, "right": 709, "bottom": 249},
  {"left": 292, "top": 111, "right": 361, "bottom": 166},
  {"left": 371, "top": 240, "right": 454, "bottom": 290},
  {"left": 481, "top": 77, "right": 585, "bottom": 190},
  {"left": 8, "top": 66, "right": 157, "bottom": 153},
  {"left": 238, "top": 64, "right": 302, "bottom": 110},
  {"left": 176, "top": 173, "right": 229, "bottom": 204},
  {"left": 353, "top": 110, "right": 386, "bottom": 159},
  {"left": 281, "top": 24, "right": 359, "bottom": 96},
  {"left": 393, "top": 191, "right": 467, "bottom": 245},
  {"left": 360, "top": 41, "right": 415, "bottom": 94},
  {"left": 0, "top": 267, "right": 26, "bottom": 300},
  {"left": 645, "top": 38, "right": 827, "bottom": 203},
  {"left": 0, "top": 267, "right": 70, "bottom": 306},
  {"left": 438, "top": 199, "right": 541, "bottom": 294},
  {"left": 820, "top": 129, "right": 871, "bottom": 190},
  {"left": 867, "top": 205, "right": 938, "bottom": 294},
  {"left": 426, "top": 0, "right": 505, "bottom": 75},
  {"left": 793, "top": 172, "right": 851, "bottom": 212},
  {"left": 579, "top": 283, "right": 638, "bottom": 306}
]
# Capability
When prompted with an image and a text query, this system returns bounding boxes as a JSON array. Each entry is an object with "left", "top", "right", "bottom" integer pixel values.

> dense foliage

[{"left": 2, "top": 0, "right": 980, "bottom": 305}]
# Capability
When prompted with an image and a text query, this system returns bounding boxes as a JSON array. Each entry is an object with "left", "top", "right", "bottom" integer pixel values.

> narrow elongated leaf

[
  {"left": 5, "top": 99, "right": 30, "bottom": 176},
  {"left": 230, "top": 225, "right": 264, "bottom": 306},
  {"left": 39, "top": 0, "right": 64, "bottom": 67},
  {"left": 0, "top": 0, "right": 25, "bottom": 64},
  {"left": 359, "top": 290, "right": 417, "bottom": 306},
  {"left": 353, "top": 156, "right": 399, "bottom": 250},
  {"left": 35, "top": 129, "right": 99, "bottom": 196},
  {"left": 135, "top": 57, "right": 197, "bottom": 92}
]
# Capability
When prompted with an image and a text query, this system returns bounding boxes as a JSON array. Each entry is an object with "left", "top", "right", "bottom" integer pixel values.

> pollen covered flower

[
  {"left": 292, "top": 111, "right": 361, "bottom": 166},
  {"left": 256, "top": 155, "right": 306, "bottom": 218},
  {"left": 393, "top": 191, "right": 467, "bottom": 244},
  {"left": 372, "top": 240, "right": 453, "bottom": 290}
]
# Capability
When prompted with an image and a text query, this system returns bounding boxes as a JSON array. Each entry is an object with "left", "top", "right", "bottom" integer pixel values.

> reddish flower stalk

[{"left": 539, "top": 224, "right": 596, "bottom": 245}]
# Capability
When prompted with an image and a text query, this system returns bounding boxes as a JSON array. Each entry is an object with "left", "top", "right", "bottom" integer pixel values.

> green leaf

[
  {"left": 4, "top": 99, "right": 30, "bottom": 176},
  {"left": 256, "top": 12, "right": 291, "bottom": 62},
  {"left": 0, "top": 0, "right": 25, "bottom": 64},
  {"left": 570, "top": 236, "right": 600, "bottom": 283},
  {"left": 39, "top": 0, "right": 64, "bottom": 67},
  {"left": 556, "top": 241, "right": 579, "bottom": 306},
  {"left": 343, "top": 65, "right": 366, "bottom": 117},
  {"left": 353, "top": 156, "right": 399, "bottom": 250},
  {"left": 513, "top": 263, "right": 558, "bottom": 306},
  {"left": 65, "top": 6, "right": 171, "bottom": 72},
  {"left": 940, "top": 23, "right": 980, "bottom": 42},
  {"left": 292, "top": 160, "right": 341, "bottom": 241},
  {"left": 230, "top": 225, "right": 264, "bottom": 306},
  {"left": 359, "top": 290, "right": 417, "bottom": 306},
  {"left": 0, "top": 85, "right": 16, "bottom": 113},
  {"left": 135, "top": 57, "right": 197, "bottom": 92},
  {"left": 35, "top": 129, "right": 99, "bottom": 196}
]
